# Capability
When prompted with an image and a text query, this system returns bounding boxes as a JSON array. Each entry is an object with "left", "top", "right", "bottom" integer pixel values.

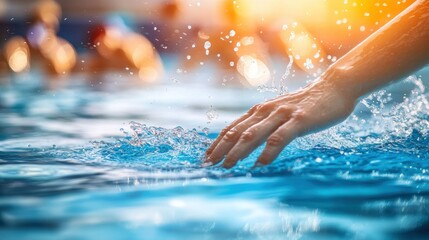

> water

[{"left": 1, "top": 68, "right": 429, "bottom": 240}]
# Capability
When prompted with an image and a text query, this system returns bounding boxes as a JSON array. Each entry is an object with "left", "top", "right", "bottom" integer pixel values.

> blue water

[{"left": 1, "top": 69, "right": 429, "bottom": 240}]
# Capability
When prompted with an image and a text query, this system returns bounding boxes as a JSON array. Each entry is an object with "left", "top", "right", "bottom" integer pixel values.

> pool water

[{"left": 1, "top": 67, "right": 429, "bottom": 240}]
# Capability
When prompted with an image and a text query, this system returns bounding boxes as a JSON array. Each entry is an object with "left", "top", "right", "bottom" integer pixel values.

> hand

[{"left": 204, "top": 79, "right": 356, "bottom": 168}]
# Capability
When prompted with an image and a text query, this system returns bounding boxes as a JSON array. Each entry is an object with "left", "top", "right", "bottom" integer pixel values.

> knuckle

[
  {"left": 252, "top": 114, "right": 265, "bottom": 121},
  {"left": 250, "top": 104, "right": 261, "bottom": 113},
  {"left": 220, "top": 128, "right": 229, "bottom": 136},
  {"left": 257, "top": 103, "right": 275, "bottom": 114},
  {"left": 292, "top": 110, "right": 308, "bottom": 121},
  {"left": 267, "top": 134, "right": 284, "bottom": 147},
  {"left": 240, "top": 129, "right": 256, "bottom": 142},
  {"left": 274, "top": 106, "right": 293, "bottom": 117},
  {"left": 223, "top": 128, "right": 240, "bottom": 141}
]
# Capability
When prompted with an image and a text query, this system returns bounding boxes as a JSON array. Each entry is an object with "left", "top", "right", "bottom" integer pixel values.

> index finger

[{"left": 205, "top": 104, "right": 259, "bottom": 157}]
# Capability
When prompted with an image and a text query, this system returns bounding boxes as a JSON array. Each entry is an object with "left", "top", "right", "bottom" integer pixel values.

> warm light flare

[
  {"left": 50, "top": 39, "right": 77, "bottom": 74},
  {"left": 33, "top": 0, "right": 62, "bottom": 29},
  {"left": 9, "top": 50, "right": 29, "bottom": 73},
  {"left": 280, "top": 22, "right": 327, "bottom": 74},
  {"left": 237, "top": 55, "right": 270, "bottom": 87},
  {"left": 4, "top": 37, "right": 30, "bottom": 73},
  {"left": 139, "top": 66, "right": 160, "bottom": 84},
  {"left": 122, "top": 34, "right": 154, "bottom": 68}
]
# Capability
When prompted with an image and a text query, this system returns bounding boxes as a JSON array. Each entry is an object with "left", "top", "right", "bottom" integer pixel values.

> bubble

[
  {"left": 229, "top": 30, "right": 236, "bottom": 37},
  {"left": 204, "top": 41, "right": 211, "bottom": 49}
]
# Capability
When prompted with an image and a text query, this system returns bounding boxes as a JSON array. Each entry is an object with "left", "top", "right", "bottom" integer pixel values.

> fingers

[
  {"left": 221, "top": 106, "right": 294, "bottom": 168},
  {"left": 205, "top": 103, "right": 274, "bottom": 166},
  {"left": 254, "top": 120, "right": 301, "bottom": 167},
  {"left": 205, "top": 106, "right": 256, "bottom": 157}
]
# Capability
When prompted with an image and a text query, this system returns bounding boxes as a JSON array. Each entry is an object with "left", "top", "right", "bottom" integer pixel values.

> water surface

[{"left": 1, "top": 70, "right": 429, "bottom": 240}]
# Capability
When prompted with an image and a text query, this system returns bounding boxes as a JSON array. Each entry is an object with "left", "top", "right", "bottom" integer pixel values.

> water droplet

[
  {"left": 206, "top": 108, "right": 218, "bottom": 121},
  {"left": 204, "top": 41, "right": 211, "bottom": 49},
  {"left": 202, "top": 127, "right": 210, "bottom": 135},
  {"left": 314, "top": 52, "right": 320, "bottom": 59},
  {"left": 304, "top": 58, "right": 314, "bottom": 69}
]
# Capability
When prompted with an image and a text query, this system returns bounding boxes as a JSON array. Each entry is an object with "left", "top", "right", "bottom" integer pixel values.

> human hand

[{"left": 204, "top": 80, "right": 356, "bottom": 168}]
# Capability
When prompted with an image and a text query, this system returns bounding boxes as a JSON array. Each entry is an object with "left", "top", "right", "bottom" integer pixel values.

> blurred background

[{"left": 0, "top": 0, "right": 416, "bottom": 88}]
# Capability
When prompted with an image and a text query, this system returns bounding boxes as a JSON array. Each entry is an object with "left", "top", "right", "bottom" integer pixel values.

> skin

[{"left": 204, "top": 0, "right": 429, "bottom": 169}]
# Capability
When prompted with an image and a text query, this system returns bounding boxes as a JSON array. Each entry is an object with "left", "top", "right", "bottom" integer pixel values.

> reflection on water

[{"left": 1, "top": 69, "right": 429, "bottom": 239}]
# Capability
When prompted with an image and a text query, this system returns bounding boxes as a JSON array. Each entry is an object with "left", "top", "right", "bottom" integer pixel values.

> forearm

[{"left": 322, "top": 0, "right": 429, "bottom": 100}]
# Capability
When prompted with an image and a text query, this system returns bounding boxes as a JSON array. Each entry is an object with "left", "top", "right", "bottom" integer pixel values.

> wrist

[{"left": 317, "top": 66, "right": 362, "bottom": 103}]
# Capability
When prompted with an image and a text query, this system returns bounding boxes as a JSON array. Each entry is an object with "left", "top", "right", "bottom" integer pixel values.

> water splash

[
  {"left": 296, "top": 75, "right": 429, "bottom": 150},
  {"left": 91, "top": 121, "right": 212, "bottom": 169}
]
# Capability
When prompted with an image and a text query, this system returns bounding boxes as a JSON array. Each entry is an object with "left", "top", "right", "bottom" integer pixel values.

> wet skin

[{"left": 205, "top": 0, "right": 429, "bottom": 168}]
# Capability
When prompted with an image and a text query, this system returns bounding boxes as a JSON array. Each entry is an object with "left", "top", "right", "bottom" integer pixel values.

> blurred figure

[
  {"left": 26, "top": 0, "right": 76, "bottom": 75},
  {"left": 86, "top": 15, "right": 164, "bottom": 84},
  {"left": 3, "top": 0, "right": 77, "bottom": 76}
]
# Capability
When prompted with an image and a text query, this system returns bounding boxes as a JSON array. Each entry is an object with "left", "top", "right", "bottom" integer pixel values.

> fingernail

[
  {"left": 222, "top": 163, "right": 233, "bottom": 169},
  {"left": 201, "top": 162, "right": 213, "bottom": 167},
  {"left": 203, "top": 155, "right": 212, "bottom": 162},
  {"left": 222, "top": 158, "right": 233, "bottom": 169},
  {"left": 251, "top": 162, "right": 266, "bottom": 170}
]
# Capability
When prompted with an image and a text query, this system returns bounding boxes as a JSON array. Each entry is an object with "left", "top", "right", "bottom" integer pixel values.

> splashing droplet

[{"left": 204, "top": 41, "right": 211, "bottom": 49}]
